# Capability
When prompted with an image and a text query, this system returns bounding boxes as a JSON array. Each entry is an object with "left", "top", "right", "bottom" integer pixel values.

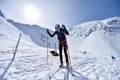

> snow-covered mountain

[
  {"left": 68, "top": 17, "right": 120, "bottom": 59},
  {"left": 7, "top": 19, "right": 57, "bottom": 48},
  {"left": 0, "top": 10, "right": 5, "bottom": 18},
  {"left": 0, "top": 10, "right": 57, "bottom": 49},
  {"left": 0, "top": 10, "right": 120, "bottom": 80}
]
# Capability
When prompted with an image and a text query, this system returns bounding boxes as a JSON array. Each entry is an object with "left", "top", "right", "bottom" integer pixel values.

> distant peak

[
  {"left": 69, "top": 16, "right": 120, "bottom": 38},
  {"left": 0, "top": 10, "right": 5, "bottom": 18}
]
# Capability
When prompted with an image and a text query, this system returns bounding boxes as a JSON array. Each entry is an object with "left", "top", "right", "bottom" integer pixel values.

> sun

[{"left": 24, "top": 5, "right": 40, "bottom": 21}]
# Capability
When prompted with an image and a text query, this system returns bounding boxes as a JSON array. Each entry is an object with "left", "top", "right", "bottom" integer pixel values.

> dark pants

[{"left": 59, "top": 44, "right": 69, "bottom": 64}]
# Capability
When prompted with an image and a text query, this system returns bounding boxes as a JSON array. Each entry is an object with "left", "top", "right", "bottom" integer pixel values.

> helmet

[{"left": 55, "top": 24, "right": 60, "bottom": 29}]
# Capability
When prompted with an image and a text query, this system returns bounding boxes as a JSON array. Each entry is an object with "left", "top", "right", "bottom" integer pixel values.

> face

[{"left": 55, "top": 27, "right": 60, "bottom": 31}]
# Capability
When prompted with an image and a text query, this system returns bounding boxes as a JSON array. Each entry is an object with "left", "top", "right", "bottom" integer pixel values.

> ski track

[
  {"left": 0, "top": 50, "right": 120, "bottom": 80},
  {"left": 73, "top": 57, "right": 120, "bottom": 80}
]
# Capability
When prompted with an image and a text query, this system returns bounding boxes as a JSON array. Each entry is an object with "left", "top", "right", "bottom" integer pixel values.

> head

[{"left": 55, "top": 24, "right": 60, "bottom": 31}]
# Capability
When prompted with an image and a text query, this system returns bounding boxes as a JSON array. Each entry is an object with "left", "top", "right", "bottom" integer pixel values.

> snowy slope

[
  {"left": 0, "top": 16, "right": 39, "bottom": 51},
  {"left": 7, "top": 19, "right": 57, "bottom": 48},
  {"left": 0, "top": 16, "right": 20, "bottom": 50},
  {"left": 69, "top": 17, "right": 120, "bottom": 59},
  {"left": 0, "top": 10, "right": 57, "bottom": 48}
]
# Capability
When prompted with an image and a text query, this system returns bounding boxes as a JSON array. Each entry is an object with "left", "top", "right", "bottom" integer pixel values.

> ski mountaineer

[{"left": 46, "top": 24, "right": 69, "bottom": 67}]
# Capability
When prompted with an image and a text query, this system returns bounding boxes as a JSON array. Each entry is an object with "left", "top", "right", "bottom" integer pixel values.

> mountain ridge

[
  {"left": 0, "top": 10, "right": 5, "bottom": 18},
  {"left": 68, "top": 16, "right": 120, "bottom": 59},
  {"left": 0, "top": 10, "right": 57, "bottom": 48}
]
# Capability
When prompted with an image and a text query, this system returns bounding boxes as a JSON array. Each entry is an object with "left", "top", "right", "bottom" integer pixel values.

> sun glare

[{"left": 24, "top": 5, "right": 40, "bottom": 21}]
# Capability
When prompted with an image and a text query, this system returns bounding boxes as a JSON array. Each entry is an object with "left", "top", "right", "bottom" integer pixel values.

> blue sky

[{"left": 0, "top": 0, "right": 120, "bottom": 30}]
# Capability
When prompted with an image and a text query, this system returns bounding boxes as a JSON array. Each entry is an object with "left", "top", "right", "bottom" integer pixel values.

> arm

[
  {"left": 63, "top": 28, "right": 69, "bottom": 35},
  {"left": 61, "top": 24, "right": 69, "bottom": 35},
  {"left": 47, "top": 29, "right": 57, "bottom": 37}
]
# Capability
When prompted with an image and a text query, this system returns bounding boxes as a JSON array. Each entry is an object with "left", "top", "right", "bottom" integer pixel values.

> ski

[
  {"left": 49, "top": 66, "right": 67, "bottom": 79},
  {"left": 49, "top": 67, "right": 61, "bottom": 79},
  {"left": 65, "top": 67, "right": 69, "bottom": 80},
  {"left": 64, "top": 66, "right": 77, "bottom": 80},
  {"left": 50, "top": 50, "right": 59, "bottom": 56}
]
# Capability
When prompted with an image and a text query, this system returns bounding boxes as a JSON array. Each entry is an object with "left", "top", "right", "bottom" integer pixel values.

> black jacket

[{"left": 47, "top": 28, "right": 69, "bottom": 41}]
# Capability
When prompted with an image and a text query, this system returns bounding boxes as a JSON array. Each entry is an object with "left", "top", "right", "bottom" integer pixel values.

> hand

[{"left": 62, "top": 24, "right": 66, "bottom": 29}]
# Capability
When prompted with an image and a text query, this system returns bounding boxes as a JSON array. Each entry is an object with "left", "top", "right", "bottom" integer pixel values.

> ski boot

[
  {"left": 66, "top": 62, "right": 69, "bottom": 67},
  {"left": 59, "top": 63, "right": 63, "bottom": 67}
]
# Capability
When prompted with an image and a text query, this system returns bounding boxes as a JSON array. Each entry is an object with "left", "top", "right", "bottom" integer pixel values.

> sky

[{"left": 0, "top": 0, "right": 120, "bottom": 30}]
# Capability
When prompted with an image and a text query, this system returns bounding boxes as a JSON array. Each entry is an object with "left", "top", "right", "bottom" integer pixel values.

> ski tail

[{"left": 50, "top": 50, "right": 59, "bottom": 56}]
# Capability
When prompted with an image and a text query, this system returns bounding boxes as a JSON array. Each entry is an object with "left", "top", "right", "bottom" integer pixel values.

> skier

[{"left": 47, "top": 24, "right": 69, "bottom": 67}]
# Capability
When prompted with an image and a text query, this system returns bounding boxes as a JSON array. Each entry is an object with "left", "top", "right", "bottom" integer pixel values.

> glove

[{"left": 62, "top": 24, "right": 66, "bottom": 29}]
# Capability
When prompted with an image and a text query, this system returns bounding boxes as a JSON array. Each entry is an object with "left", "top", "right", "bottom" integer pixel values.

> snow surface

[{"left": 0, "top": 11, "right": 120, "bottom": 80}]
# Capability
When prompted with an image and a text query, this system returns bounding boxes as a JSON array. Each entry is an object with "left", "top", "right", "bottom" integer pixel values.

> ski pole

[
  {"left": 46, "top": 34, "right": 49, "bottom": 65},
  {"left": 65, "top": 36, "right": 74, "bottom": 80},
  {"left": 13, "top": 33, "right": 22, "bottom": 55}
]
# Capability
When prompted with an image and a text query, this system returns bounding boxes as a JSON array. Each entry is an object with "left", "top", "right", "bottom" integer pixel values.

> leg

[
  {"left": 64, "top": 44, "right": 69, "bottom": 63},
  {"left": 59, "top": 44, "right": 63, "bottom": 64}
]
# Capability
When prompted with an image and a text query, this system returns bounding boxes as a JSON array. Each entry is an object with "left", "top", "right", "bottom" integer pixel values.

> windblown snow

[{"left": 0, "top": 10, "right": 120, "bottom": 80}]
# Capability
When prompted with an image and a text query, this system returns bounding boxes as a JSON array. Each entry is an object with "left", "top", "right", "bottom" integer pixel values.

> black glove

[{"left": 62, "top": 24, "right": 66, "bottom": 29}]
